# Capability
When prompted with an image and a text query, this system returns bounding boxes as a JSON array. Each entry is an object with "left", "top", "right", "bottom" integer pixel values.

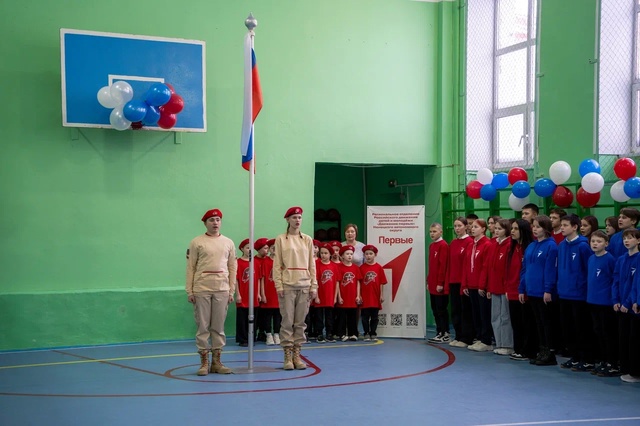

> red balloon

[
  {"left": 576, "top": 187, "right": 600, "bottom": 208},
  {"left": 157, "top": 112, "right": 177, "bottom": 129},
  {"left": 614, "top": 157, "right": 637, "bottom": 181},
  {"left": 162, "top": 93, "right": 184, "bottom": 114},
  {"left": 552, "top": 185, "right": 574, "bottom": 208},
  {"left": 466, "top": 180, "right": 483, "bottom": 199},
  {"left": 508, "top": 167, "right": 528, "bottom": 185}
]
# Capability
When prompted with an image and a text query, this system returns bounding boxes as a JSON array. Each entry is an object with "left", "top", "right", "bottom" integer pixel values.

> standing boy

[
  {"left": 609, "top": 208, "right": 640, "bottom": 259},
  {"left": 556, "top": 214, "right": 594, "bottom": 371},
  {"left": 549, "top": 208, "right": 567, "bottom": 245},
  {"left": 427, "top": 223, "right": 450, "bottom": 343},
  {"left": 360, "top": 244, "right": 388, "bottom": 341},
  {"left": 186, "top": 209, "right": 237, "bottom": 376}
]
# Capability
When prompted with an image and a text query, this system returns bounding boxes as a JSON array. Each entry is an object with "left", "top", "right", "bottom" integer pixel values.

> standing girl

[
  {"left": 518, "top": 215, "right": 558, "bottom": 366},
  {"left": 448, "top": 217, "right": 474, "bottom": 348},
  {"left": 273, "top": 207, "right": 318, "bottom": 370},
  {"left": 462, "top": 219, "right": 493, "bottom": 352},
  {"left": 260, "top": 239, "right": 281, "bottom": 346},
  {"left": 487, "top": 219, "right": 514, "bottom": 355}
]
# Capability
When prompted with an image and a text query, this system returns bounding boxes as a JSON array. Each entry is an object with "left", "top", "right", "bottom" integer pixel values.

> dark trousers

[
  {"left": 559, "top": 299, "right": 595, "bottom": 363},
  {"left": 336, "top": 308, "right": 358, "bottom": 337},
  {"left": 509, "top": 299, "right": 538, "bottom": 358},
  {"left": 449, "top": 283, "right": 463, "bottom": 340},
  {"left": 313, "top": 307, "right": 334, "bottom": 337},
  {"left": 460, "top": 292, "right": 475, "bottom": 344},
  {"left": 530, "top": 297, "right": 553, "bottom": 349},
  {"left": 305, "top": 306, "right": 317, "bottom": 337},
  {"left": 469, "top": 289, "right": 492, "bottom": 345},
  {"left": 361, "top": 307, "right": 380, "bottom": 336},
  {"left": 261, "top": 307, "right": 282, "bottom": 334},
  {"left": 430, "top": 293, "right": 449, "bottom": 334},
  {"left": 590, "top": 303, "right": 618, "bottom": 365},
  {"left": 236, "top": 307, "right": 249, "bottom": 344}
]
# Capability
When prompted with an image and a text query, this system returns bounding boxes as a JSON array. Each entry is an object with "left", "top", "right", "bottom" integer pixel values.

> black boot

[
  {"left": 535, "top": 347, "right": 557, "bottom": 366},
  {"left": 529, "top": 347, "right": 544, "bottom": 365}
]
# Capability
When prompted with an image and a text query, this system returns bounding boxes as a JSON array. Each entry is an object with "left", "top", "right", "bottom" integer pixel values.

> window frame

[{"left": 492, "top": 0, "right": 537, "bottom": 169}]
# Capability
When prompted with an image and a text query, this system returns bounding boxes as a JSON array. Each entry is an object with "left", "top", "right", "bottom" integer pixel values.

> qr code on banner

[
  {"left": 391, "top": 314, "right": 403, "bottom": 326},
  {"left": 378, "top": 314, "right": 387, "bottom": 326},
  {"left": 407, "top": 314, "right": 419, "bottom": 327}
]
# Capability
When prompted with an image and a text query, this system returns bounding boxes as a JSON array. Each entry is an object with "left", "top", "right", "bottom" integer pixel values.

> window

[
  {"left": 598, "top": 0, "right": 635, "bottom": 154},
  {"left": 466, "top": 0, "right": 537, "bottom": 171}
]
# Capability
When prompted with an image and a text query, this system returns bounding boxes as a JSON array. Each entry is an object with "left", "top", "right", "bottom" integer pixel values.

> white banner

[{"left": 367, "top": 205, "right": 426, "bottom": 338}]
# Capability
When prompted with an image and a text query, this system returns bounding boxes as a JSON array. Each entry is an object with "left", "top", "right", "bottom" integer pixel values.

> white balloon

[
  {"left": 477, "top": 168, "right": 494, "bottom": 185},
  {"left": 581, "top": 172, "right": 604, "bottom": 194},
  {"left": 97, "top": 86, "right": 117, "bottom": 108},
  {"left": 109, "top": 106, "right": 131, "bottom": 131},
  {"left": 509, "top": 193, "right": 529, "bottom": 211},
  {"left": 611, "top": 180, "right": 631, "bottom": 202},
  {"left": 549, "top": 160, "right": 572, "bottom": 185},
  {"left": 110, "top": 81, "right": 134, "bottom": 105}
]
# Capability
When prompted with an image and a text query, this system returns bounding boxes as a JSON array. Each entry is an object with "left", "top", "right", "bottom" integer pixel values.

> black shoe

[
  {"left": 561, "top": 358, "right": 579, "bottom": 369},
  {"left": 317, "top": 335, "right": 326, "bottom": 343},
  {"left": 509, "top": 352, "right": 528, "bottom": 361},
  {"left": 535, "top": 350, "right": 557, "bottom": 366},
  {"left": 572, "top": 362, "right": 595, "bottom": 372}
]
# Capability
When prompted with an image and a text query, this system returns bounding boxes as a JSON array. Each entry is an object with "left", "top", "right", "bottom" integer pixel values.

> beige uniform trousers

[
  {"left": 278, "top": 288, "right": 310, "bottom": 347},
  {"left": 193, "top": 291, "right": 229, "bottom": 350}
]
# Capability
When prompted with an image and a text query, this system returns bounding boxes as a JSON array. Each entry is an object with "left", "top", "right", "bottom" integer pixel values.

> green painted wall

[{"left": 0, "top": 0, "right": 452, "bottom": 350}]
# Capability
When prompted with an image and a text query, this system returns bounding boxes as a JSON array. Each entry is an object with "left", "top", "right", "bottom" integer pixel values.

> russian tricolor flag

[{"left": 241, "top": 32, "right": 263, "bottom": 171}]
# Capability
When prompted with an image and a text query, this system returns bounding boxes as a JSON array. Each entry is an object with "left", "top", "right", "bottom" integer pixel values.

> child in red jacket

[
  {"left": 314, "top": 244, "right": 339, "bottom": 343},
  {"left": 447, "top": 217, "right": 474, "bottom": 348},
  {"left": 360, "top": 244, "right": 387, "bottom": 341},
  {"left": 487, "top": 219, "right": 513, "bottom": 355},
  {"left": 427, "top": 223, "right": 450, "bottom": 343}
]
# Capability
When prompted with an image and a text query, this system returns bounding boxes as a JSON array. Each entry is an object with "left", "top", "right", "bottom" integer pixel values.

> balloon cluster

[
  {"left": 466, "top": 167, "right": 530, "bottom": 211},
  {"left": 466, "top": 157, "right": 640, "bottom": 211},
  {"left": 97, "top": 81, "right": 185, "bottom": 131}
]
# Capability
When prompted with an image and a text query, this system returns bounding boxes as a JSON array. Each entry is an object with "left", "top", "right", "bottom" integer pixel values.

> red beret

[
  {"left": 284, "top": 206, "right": 303, "bottom": 218},
  {"left": 267, "top": 238, "right": 276, "bottom": 247},
  {"left": 201, "top": 209, "right": 223, "bottom": 222},
  {"left": 313, "top": 239, "right": 321, "bottom": 247},
  {"left": 329, "top": 241, "right": 342, "bottom": 249},
  {"left": 254, "top": 238, "right": 269, "bottom": 250},
  {"left": 321, "top": 243, "right": 333, "bottom": 251},
  {"left": 339, "top": 244, "right": 355, "bottom": 255},
  {"left": 362, "top": 244, "right": 378, "bottom": 254},
  {"left": 239, "top": 238, "right": 250, "bottom": 249}
]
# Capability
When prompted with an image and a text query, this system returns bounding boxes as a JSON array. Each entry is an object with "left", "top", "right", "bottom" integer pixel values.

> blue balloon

[
  {"left": 145, "top": 83, "right": 172, "bottom": 107},
  {"left": 480, "top": 184, "right": 497, "bottom": 201},
  {"left": 624, "top": 177, "right": 640, "bottom": 199},
  {"left": 578, "top": 159, "right": 601, "bottom": 177},
  {"left": 533, "top": 178, "right": 557, "bottom": 198},
  {"left": 512, "top": 180, "right": 531, "bottom": 198},
  {"left": 142, "top": 105, "right": 161, "bottom": 125},
  {"left": 122, "top": 100, "right": 148, "bottom": 123},
  {"left": 492, "top": 172, "right": 510, "bottom": 190}
]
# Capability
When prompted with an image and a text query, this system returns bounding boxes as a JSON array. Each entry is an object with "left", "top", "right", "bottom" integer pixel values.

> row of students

[
  {"left": 428, "top": 206, "right": 640, "bottom": 384},
  {"left": 233, "top": 238, "right": 388, "bottom": 346}
]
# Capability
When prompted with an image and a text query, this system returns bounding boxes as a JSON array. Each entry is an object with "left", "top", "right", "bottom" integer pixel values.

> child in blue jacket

[
  {"left": 519, "top": 215, "right": 558, "bottom": 366},
  {"left": 587, "top": 230, "right": 618, "bottom": 377},
  {"left": 557, "top": 214, "right": 594, "bottom": 372}
]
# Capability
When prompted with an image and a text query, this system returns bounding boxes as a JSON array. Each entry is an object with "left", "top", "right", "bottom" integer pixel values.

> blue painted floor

[{"left": 1, "top": 337, "right": 639, "bottom": 426}]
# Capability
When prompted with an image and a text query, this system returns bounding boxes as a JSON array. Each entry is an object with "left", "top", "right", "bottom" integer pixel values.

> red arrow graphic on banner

[{"left": 382, "top": 248, "right": 412, "bottom": 302}]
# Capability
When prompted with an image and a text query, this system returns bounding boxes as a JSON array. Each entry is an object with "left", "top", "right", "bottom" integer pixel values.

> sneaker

[
  {"left": 266, "top": 333, "right": 275, "bottom": 346},
  {"left": 591, "top": 362, "right": 604, "bottom": 376},
  {"left": 495, "top": 348, "right": 514, "bottom": 356},
  {"left": 371, "top": 336, "right": 378, "bottom": 341},
  {"left": 468, "top": 342, "right": 493, "bottom": 352},
  {"left": 364, "top": 335, "right": 371, "bottom": 342},
  {"left": 449, "top": 339, "right": 460, "bottom": 346},
  {"left": 450, "top": 340, "right": 468, "bottom": 348},
  {"left": 561, "top": 358, "right": 579, "bottom": 369},
  {"left": 273, "top": 334, "right": 281, "bottom": 345},
  {"left": 571, "top": 362, "right": 595, "bottom": 372},
  {"left": 509, "top": 352, "right": 528, "bottom": 361},
  {"left": 326, "top": 335, "right": 336, "bottom": 343},
  {"left": 349, "top": 335, "right": 358, "bottom": 341},
  {"left": 316, "top": 335, "right": 326, "bottom": 343},
  {"left": 341, "top": 335, "right": 348, "bottom": 342},
  {"left": 621, "top": 374, "right": 640, "bottom": 383},
  {"left": 428, "top": 332, "right": 443, "bottom": 343},
  {"left": 441, "top": 332, "right": 450, "bottom": 343},
  {"left": 603, "top": 365, "right": 621, "bottom": 377}
]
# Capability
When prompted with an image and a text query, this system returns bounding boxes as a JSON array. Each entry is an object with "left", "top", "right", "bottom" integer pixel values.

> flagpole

[{"left": 245, "top": 13, "right": 257, "bottom": 372}]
